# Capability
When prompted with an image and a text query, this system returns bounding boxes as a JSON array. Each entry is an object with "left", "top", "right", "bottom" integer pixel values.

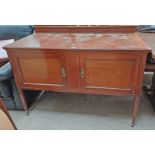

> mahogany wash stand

[{"left": 4, "top": 26, "right": 151, "bottom": 127}]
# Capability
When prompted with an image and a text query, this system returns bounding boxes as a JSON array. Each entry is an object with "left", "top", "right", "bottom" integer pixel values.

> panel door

[
  {"left": 13, "top": 52, "right": 67, "bottom": 91},
  {"left": 80, "top": 52, "right": 140, "bottom": 95}
]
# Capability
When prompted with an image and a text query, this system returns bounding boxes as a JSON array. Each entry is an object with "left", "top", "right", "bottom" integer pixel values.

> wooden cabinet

[{"left": 5, "top": 31, "right": 151, "bottom": 126}]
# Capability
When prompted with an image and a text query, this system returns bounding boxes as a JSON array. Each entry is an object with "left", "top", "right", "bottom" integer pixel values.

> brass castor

[
  {"left": 131, "top": 121, "right": 135, "bottom": 127},
  {"left": 25, "top": 111, "right": 29, "bottom": 116}
]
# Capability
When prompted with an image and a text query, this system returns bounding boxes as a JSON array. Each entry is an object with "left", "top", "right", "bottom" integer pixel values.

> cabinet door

[
  {"left": 80, "top": 52, "right": 140, "bottom": 95},
  {"left": 13, "top": 52, "right": 67, "bottom": 91}
]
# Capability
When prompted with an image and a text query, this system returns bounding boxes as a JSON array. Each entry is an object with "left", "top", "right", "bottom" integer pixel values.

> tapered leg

[
  {"left": 131, "top": 95, "right": 140, "bottom": 127},
  {"left": 17, "top": 88, "right": 28, "bottom": 112},
  {"left": 7, "top": 53, "right": 29, "bottom": 112},
  {"left": 131, "top": 54, "right": 147, "bottom": 127}
]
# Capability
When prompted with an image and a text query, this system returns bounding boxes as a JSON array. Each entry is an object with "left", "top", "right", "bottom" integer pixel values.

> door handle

[
  {"left": 61, "top": 67, "right": 67, "bottom": 78},
  {"left": 80, "top": 68, "right": 84, "bottom": 78}
]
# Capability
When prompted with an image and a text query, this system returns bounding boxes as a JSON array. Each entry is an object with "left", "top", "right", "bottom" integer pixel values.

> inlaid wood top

[{"left": 5, "top": 32, "right": 151, "bottom": 51}]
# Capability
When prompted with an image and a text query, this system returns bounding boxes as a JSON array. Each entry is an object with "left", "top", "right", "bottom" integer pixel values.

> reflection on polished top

[{"left": 5, "top": 32, "right": 151, "bottom": 51}]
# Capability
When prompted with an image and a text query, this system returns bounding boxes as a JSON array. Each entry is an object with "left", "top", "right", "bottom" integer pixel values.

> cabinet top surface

[{"left": 5, "top": 32, "right": 151, "bottom": 51}]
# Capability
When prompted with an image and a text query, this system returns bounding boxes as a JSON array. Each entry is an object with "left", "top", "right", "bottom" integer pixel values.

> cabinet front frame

[{"left": 7, "top": 49, "right": 146, "bottom": 96}]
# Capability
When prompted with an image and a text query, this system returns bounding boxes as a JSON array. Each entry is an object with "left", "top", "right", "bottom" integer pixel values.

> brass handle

[
  {"left": 80, "top": 68, "right": 84, "bottom": 78},
  {"left": 61, "top": 67, "right": 67, "bottom": 78}
]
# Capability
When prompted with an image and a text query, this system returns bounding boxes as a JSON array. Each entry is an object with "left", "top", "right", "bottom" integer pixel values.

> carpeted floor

[{"left": 10, "top": 73, "right": 155, "bottom": 130}]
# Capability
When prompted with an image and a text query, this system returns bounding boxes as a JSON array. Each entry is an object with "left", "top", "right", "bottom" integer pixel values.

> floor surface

[{"left": 10, "top": 73, "right": 155, "bottom": 130}]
